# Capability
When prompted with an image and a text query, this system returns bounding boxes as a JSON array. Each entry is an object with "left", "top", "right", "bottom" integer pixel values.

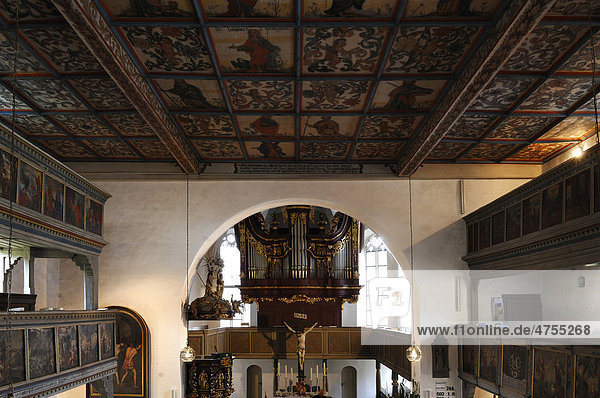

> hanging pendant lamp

[{"left": 180, "top": 175, "right": 196, "bottom": 363}]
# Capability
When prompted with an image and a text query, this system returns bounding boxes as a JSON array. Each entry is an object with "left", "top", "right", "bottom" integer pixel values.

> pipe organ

[{"left": 236, "top": 205, "right": 362, "bottom": 327}]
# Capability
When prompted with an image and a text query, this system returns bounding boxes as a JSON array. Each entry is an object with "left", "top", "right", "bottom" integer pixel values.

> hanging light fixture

[
  {"left": 406, "top": 176, "right": 422, "bottom": 363},
  {"left": 180, "top": 174, "right": 196, "bottom": 363}
]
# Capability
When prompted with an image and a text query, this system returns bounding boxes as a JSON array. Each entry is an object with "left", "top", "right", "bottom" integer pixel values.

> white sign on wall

[{"left": 435, "top": 381, "right": 456, "bottom": 398}]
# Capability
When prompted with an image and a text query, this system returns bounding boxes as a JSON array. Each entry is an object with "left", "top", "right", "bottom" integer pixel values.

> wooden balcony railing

[
  {"left": 188, "top": 327, "right": 411, "bottom": 380},
  {"left": 0, "top": 310, "right": 116, "bottom": 397}
]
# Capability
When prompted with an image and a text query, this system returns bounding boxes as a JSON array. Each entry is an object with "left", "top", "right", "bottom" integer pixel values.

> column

[
  {"left": 91, "top": 375, "right": 114, "bottom": 398},
  {"left": 376, "top": 361, "right": 381, "bottom": 398},
  {"left": 392, "top": 371, "right": 399, "bottom": 398},
  {"left": 322, "top": 359, "right": 328, "bottom": 393},
  {"left": 273, "top": 359, "right": 279, "bottom": 396},
  {"left": 73, "top": 254, "right": 99, "bottom": 310}
]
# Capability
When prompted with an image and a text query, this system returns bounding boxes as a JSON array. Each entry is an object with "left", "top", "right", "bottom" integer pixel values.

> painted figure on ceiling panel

[
  {"left": 371, "top": 80, "right": 445, "bottom": 110},
  {"left": 246, "top": 140, "right": 294, "bottom": 158},
  {"left": 103, "top": 0, "right": 195, "bottom": 18},
  {"left": 303, "top": 0, "right": 396, "bottom": 19},
  {"left": 385, "top": 81, "right": 433, "bottom": 109},
  {"left": 404, "top": 0, "right": 501, "bottom": 18},
  {"left": 155, "top": 79, "right": 224, "bottom": 110},
  {"left": 211, "top": 27, "right": 293, "bottom": 74},
  {"left": 303, "top": 27, "right": 386, "bottom": 74},
  {"left": 300, "top": 115, "right": 359, "bottom": 138},
  {"left": 200, "top": 0, "right": 293, "bottom": 18},
  {"left": 238, "top": 115, "right": 295, "bottom": 137}
]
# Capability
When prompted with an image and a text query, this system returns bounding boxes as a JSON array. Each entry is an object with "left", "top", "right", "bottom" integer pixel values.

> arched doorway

[
  {"left": 341, "top": 366, "right": 357, "bottom": 398},
  {"left": 247, "top": 365, "right": 262, "bottom": 398}
]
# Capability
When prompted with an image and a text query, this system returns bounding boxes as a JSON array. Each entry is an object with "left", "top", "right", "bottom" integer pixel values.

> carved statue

[
  {"left": 283, "top": 321, "right": 318, "bottom": 371},
  {"left": 188, "top": 254, "right": 243, "bottom": 320}
]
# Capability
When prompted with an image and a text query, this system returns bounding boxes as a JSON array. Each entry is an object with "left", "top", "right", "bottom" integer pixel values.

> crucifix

[{"left": 283, "top": 321, "right": 318, "bottom": 372}]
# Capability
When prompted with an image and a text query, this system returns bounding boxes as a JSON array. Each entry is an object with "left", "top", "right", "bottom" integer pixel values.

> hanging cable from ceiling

[
  {"left": 589, "top": 1, "right": 599, "bottom": 145},
  {"left": 3, "top": 0, "right": 22, "bottom": 395}
]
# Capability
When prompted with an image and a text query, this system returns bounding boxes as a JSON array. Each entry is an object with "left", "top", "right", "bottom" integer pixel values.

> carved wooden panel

[
  {"left": 327, "top": 332, "right": 349, "bottom": 354},
  {"left": 306, "top": 331, "right": 323, "bottom": 354},
  {"left": 249, "top": 331, "right": 271, "bottom": 354},
  {"left": 229, "top": 332, "right": 250, "bottom": 353}
]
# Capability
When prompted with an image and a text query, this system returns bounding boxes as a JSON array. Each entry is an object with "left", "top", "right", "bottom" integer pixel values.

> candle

[
  {"left": 310, "top": 368, "right": 313, "bottom": 381},
  {"left": 316, "top": 364, "right": 319, "bottom": 380},
  {"left": 285, "top": 364, "right": 287, "bottom": 378},
  {"left": 291, "top": 368, "right": 294, "bottom": 382},
  {"left": 277, "top": 362, "right": 280, "bottom": 376},
  {"left": 323, "top": 362, "right": 327, "bottom": 376}
]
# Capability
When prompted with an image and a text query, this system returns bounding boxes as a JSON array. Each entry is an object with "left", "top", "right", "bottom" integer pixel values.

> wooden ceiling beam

[
  {"left": 51, "top": 0, "right": 200, "bottom": 174},
  {"left": 395, "top": 0, "right": 558, "bottom": 176}
]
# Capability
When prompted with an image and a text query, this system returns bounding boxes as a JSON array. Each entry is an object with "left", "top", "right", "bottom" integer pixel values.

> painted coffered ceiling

[{"left": 0, "top": 0, "right": 598, "bottom": 175}]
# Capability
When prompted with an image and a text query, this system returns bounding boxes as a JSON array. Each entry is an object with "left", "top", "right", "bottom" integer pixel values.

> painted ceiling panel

[
  {"left": 229, "top": 80, "right": 294, "bottom": 111},
  {"left": 210, "top": 27, "right": 294, "bottom": 75},
  {"left": 0, "top": 0, "right": 62, "bottom": 22},
  {"left": 20, "top": 27, "right": 105, "bottom": 74},
  {"left": 36, "top": 139, "right": 96, "bottom": 158},
  {"left": 470, "top": 77, "right": 535, "bottom": 111},
  {"left": 540, "top": 117, "right": 597, "bottom": 141},
  {"left": 50, "top": 114, "right": 115, "bottom": 137},
  {"left": 371, "top": 80, "right": 446, "bottom": 111},
  {"left": 559, "top": 32, "right": 600, "bottom": 72},
  {"left": 191, "top": 139, "right": 245, "bottom": 159},
  {"left": 300, "top": 115, "right": 359, "bottom": 139},
  {"left": 504, "top": 142, "right": 571, "bottom": 162},
  {"left": 352, "top": 141, "right": 404, "bottom": 160},
  {"left": 0, "top": 33, "right": 46, "bottom": 73},
  {"left": 178, "top": 114, "right": 236, "bottom": 137},
  {"left": 245, "top": 140, "right": 295, "bottom": 159},
  {"left": 462, "top": 142, "right": 519, "bottom": 161},
  {"left": 0, "top": 114, "right": 66, "bottom": 137},
  {"left": 69, "top": 79, "right": 134, "bottom": 110},
  {"left": 302, "top": 80, "right": 368, "bottom": 111},
  {"left": 102, "top": 113, "right": 157, "bottom": 137},
  {"left": 121, "top": 26, "right": 215, "bottom": 74},
  {"left": 303, "top": 27, "right": 388, "bottom": 75},
  {"left": 487, "top": 116, "right": 557, "bottom": 141},
  {"left": 501, "top": 25, "right": 587, "bottom": 72},
  {"left": 359, "top": 115, "right": 423, "bottom": 139},
  {"left": 0, "top": 85, "right": 31, "bottom": 110},
  {"left": 444, "top": 115, "right": 498, "bottom": 140},
  {"left": 154, "top": 79, "right": 225, "bottom": 110},
  {"left": 14, "top": 80, "right": 85, "bottom": 111},
  {"left": 299, "top": 142, "right": 350, "bottom": 160},
  {"left": 200, "top": 0, "right": 294, "bottom": 19},
  {"left": 519, "top": 78, "right": 592, "bottom": 112},
  {"left": 547, "top": 0, "right": 600, "bottom": 17},
  {"left": 128, "top": 139, "right": 175, "bottom": 159},
  {"left": 304, "top": 0, "right": 397, "bottom": 19},
  {"left": 425, "top": 141, "right": 471, "bottom": 160},
  {"left": 236, "top": 115, "right": 294, "bottom": 138},
  {"left": 99, "top": 0, "right": 196, "bottom": 19},
  {"left": 0, "top": 0, "right": 597, "bottom": 168},
  {"left": 384, "top": 26, "right": 480, "bottom": 74},
  {"left": 402, "top": 0, "right": 502, "bottom": 19},
  {"left": 81, "top": 139, "right": 140, "bottom": 159}
]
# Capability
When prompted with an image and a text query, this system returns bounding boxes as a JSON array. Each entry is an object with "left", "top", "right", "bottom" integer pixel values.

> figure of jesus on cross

[{"left": 283, "top": 321, "right": 318, "bottom": 372}]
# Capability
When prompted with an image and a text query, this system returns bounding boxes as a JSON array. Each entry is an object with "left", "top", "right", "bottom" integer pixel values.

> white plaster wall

[
  {"left": 57, "top": 258, "right": 85, "bottom": 310},
  {"left": 76, "top": 177, "right": 527, "bottom": 398}
]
